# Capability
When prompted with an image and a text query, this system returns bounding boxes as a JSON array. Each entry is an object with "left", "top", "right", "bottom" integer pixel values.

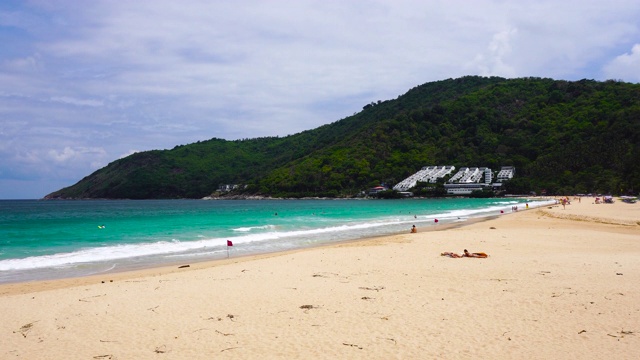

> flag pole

[{"left": 226, "top": 239, "right": 233, "bottom": 258}]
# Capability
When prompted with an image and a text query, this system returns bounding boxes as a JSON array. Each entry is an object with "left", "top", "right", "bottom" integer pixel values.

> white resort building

[
  {"left": 444, "top": 167, "right": 493, "bottom": 195},
  {"left": 392, "top": 166, "right": 456, "bottom": 191},
  {"left": 496, "top": 166, "right": 515, "bottom": 182},
  {"left": 394, "top": 166, "right": 515, "bottom": 195}
]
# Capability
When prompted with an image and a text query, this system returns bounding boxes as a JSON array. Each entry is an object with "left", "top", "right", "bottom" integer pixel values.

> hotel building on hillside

[{"left": 394, "top": 166, "right": 515, "bottom": 195}]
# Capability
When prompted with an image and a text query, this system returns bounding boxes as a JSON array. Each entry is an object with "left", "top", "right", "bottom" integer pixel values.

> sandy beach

[{"left": 1, "top": 198, "right": 639, "bottom": 359}]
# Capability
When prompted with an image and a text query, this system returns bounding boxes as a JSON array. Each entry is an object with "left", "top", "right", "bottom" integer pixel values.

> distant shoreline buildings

[
  {"left": 219, "top": 165, "right": 516, "bottom": 197},
  {"left": 393, "top": 166, "right": 515, "bottom": 195}
]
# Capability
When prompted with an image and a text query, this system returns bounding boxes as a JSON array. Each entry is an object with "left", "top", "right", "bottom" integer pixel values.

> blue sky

[{"left": 1, "top": 0, "right": 639, "bottom": 199}]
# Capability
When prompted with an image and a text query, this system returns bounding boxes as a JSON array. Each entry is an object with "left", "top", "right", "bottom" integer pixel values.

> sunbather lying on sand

[
  {"left": 464, "top": 249, "right": 488, "bottom": 258},
  {"left": 440, "top": 252, "right": 464, "bottom": 258},
  {"left": 441, "top": 249, "right": 488, "bottom": 258}
]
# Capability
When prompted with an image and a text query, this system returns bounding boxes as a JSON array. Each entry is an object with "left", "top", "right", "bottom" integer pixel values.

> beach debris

[
  {"left": 361, "top": 296, "right": 374, "bottom": 300},
  {"left": 215, "top": 330, "right": 234, "bottom": 336},
  {"left": 616, "top": 273, "right": 623, "bottom": 275},
  {"left": 490, "top": 227, "right": 496, "bottom": 229},
  {"left": 79, "top": 294, "right": 106, "bottom": 302},
  {"left": 379, "top": 337, "right": 397, "bottom": 344},
  {"left": 221, "top": 347, "right": 239, "bottom": 352},
  {"left": 300, "top": 305, "right": 316, "bottom": 310},
  {"left": 93, "top": 355, "right": 113, "bottom": 359},
  {"left": 578, "top": 330, "right": 587, "bottom": 334},
  {"left": 343, "top": 342, "right": 363, "bottom": 349},
  {"left": 606, "top": 329, "right": 634, "bottom": 341},
  {"left": 154, "top": 345, "right": 167, "bottom": 353},
  {"left": 227, "top": 314, "right": 236, "bottom": 321},
  {"left": 147, "top": 305, "right": 159, "bottom": 313},
  {"left": 608, "top": 329, "right": 635, "bottom": 338},
  {"left": 14, "top": 322, "right": 37, "bottom": 338},
  {"left": 178, "top": 264, "right": 190, "bottom": 268},
  {"left": 312, "top": 272, "right": 339, "bottom": 278},
  {"left": 359, "top": 286, "right": 385, "bottom": 292}
]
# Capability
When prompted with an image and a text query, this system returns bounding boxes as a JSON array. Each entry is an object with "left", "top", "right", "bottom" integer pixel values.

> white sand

[{"left": 1, "top": 199, "right": 639, "bottom": 359}]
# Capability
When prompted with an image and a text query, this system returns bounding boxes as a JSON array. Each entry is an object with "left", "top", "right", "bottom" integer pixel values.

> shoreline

[
  {"left": 0, "top": 198, "right": 543, "bottom": 287},
  {"left": 2, "top": 199, "right": 639, "bottom": 359},
  {"left": 0, "top": 210, "right": 496, "bottom": 296}
]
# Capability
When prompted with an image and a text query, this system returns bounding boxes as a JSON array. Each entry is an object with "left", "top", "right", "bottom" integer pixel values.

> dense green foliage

[{"left": 46, "top": 76, "right": 640, "bottom": 199}]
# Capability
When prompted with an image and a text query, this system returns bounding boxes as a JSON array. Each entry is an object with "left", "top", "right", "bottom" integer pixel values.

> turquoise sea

[{"left": 0, "top": 198, "right": 552, "bottom": 283}]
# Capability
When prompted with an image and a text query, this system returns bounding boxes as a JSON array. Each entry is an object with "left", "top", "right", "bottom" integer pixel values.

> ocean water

[{"left": 0, "top": 198, "right": 551, "bottom": 283}]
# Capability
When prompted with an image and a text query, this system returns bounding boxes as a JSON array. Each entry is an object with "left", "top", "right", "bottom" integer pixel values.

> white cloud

[
  {"left": 48, "top": 146, "right": 76, "bottom": 162},
  {"left": 47, "top": 146, "right": 107, "bottom": 163},
  {"left": 603, "top": 44, "right": 640, "bottom": 82},
  {"left": 468, "top": 28, "right": 518, "bottom": 77}
]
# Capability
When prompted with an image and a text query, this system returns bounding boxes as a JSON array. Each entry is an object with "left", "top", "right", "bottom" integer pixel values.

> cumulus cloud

[
  {"left": 468, "top": 28, "right": 518, "bottom": 77},
  {"left": 47, "top": 146, "right": 107, "bottom": 163},
  {"left": 603, "top": 44, "right": 640, "bottom": 82}
]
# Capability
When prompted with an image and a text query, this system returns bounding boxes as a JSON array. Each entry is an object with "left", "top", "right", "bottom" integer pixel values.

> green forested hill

[{"left": 45, "top": 76, "right": 640, "bottom": 199}]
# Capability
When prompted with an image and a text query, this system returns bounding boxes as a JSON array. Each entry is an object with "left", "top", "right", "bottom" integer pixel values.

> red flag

[{"left": 227, "top": 240, "right": 233, "bottom": 247}]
